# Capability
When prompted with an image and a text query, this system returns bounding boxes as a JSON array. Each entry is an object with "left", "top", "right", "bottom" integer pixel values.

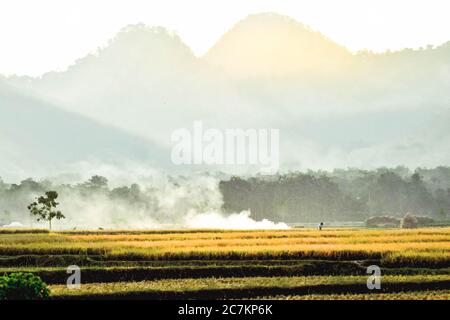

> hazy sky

[{"left": 1, "top": 0, "right": 449, "bottom": 76}]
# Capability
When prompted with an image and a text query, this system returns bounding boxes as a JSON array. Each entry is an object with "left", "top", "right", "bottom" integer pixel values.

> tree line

[
  {"left": 0, "top": 175, "right": 156, "bottom": 227},
  {"left": 219, "top": 167, "right": 450, "bottom": 223},
  {"left": 0, "top": 167, "right": 449, "bottom": 226}
]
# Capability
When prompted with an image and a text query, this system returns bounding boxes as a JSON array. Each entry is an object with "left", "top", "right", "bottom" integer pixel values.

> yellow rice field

[{"left": 1, "top": 227, "right": 449, "bottom": 299}]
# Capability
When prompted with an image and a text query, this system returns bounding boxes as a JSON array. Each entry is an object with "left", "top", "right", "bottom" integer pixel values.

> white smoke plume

[
  {"left": 184, "top": 210, "right": 289, "bottom": 230},
  {"left": 3, "top": 163, "right": 289, "bottom": 230}
]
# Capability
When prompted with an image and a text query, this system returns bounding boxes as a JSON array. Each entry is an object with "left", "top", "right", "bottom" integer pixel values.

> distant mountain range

[
  {"left": 1, "top": 13, "right": 449, "bottom": 179},
  {"left": 0, "top": 80, "right": 165, "bottom": 180}
]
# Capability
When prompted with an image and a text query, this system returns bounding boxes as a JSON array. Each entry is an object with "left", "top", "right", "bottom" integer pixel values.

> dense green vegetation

[{"left": 0, "top": 272, "right": 49, "bottom": 300}]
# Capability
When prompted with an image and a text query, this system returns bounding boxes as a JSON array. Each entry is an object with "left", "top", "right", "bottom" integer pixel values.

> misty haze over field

[
  {"left": 1, "top": 13, "right": 449, "bottom": 180},
  {"left": 0, "top": 13, "right": 449, "bottom": 228}
]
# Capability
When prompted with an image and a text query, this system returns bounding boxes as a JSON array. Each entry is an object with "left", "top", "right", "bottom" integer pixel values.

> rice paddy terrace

[{"left": 0, "top": 227, "right": 449, "bottom": 299}]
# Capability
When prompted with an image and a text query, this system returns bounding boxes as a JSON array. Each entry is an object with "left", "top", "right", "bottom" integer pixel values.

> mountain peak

[
  {"left": 39, "top": 23, "right": 197, "bottom": 80},
  {"left": 205, "top": 13, "right": 352, "bottom": 77},
  {"left": 234, "top": 12, "right": 310, "bottom": 28},
  {"left": 107, "top": 23, "right": 193, "bottom": 56}
]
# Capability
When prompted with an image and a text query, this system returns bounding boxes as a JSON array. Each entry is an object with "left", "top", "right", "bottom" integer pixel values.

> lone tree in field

[{"left": 28, "top": 191, "right": 65, "bottom": 231}]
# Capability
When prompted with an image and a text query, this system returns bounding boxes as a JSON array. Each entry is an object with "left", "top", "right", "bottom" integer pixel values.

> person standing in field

[{"left": 318, "top": 222, "right": 324, "bottom": 230}]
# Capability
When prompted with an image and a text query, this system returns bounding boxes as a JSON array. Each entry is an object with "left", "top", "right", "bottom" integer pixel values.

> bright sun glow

[{"left": 0, "top": 0, "right": 449, "bottom": 76}]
